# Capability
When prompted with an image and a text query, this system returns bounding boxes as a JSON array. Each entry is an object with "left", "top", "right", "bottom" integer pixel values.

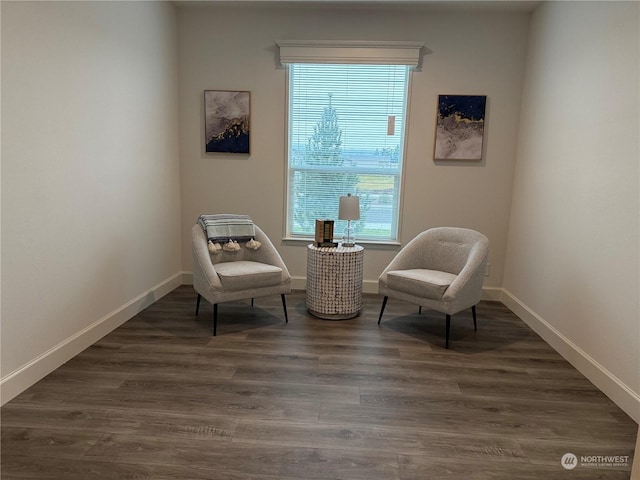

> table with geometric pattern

[{"left": 306, "top": 244, "right": 364, "bottom": 320}]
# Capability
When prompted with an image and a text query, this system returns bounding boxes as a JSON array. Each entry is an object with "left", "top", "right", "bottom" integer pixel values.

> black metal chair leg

[
  {"left": 472, "top": 305, "right": 477, "bottom": 331},
  {"left": 251, "top": 298, "right": 254, "bottom": 307},
  {"left": 281, "top": 294, "right": 288, "bottom": 323},
  {"left": 418, "top": 306, "right": 422, "bottom": 314},
  {"left": 445, "top": 314, "right": 451, "bottom": 349},
  {"left": 378, "top": 296, "right": 388, "bottom": 325},
  {"left": 212, "top": 304, "right": 218, "bottom": 336},
  {"left": 195, "top": 294, "right": 201, "bottom": 316}
]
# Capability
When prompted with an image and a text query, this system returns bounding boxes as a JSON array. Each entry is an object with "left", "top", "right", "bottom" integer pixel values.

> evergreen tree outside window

[{"left": 286, "top": 63, "right": 410, "bottom": 243}]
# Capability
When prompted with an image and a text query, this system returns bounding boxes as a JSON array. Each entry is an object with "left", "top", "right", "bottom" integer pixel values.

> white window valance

[{"left": 275, "top": 40, "right": 424, "bottom": 68}]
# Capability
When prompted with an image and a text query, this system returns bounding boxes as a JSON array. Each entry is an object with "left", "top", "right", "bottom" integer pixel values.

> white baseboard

[
  {"left": 0, "top": 272, "right": 184, "bottom": 406},
  {"left": 501, "top": 288, "right": 640, "bottom": 424},
  {"left": 481, "top": 286, "right": 503, "bottom": 302},
  {"left": 274, "top": 276, "right": 503, "bottom": 299}
]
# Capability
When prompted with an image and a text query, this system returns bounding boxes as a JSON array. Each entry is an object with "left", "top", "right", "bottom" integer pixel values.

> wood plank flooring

[{"left": 2, "top": 286, "right": 637, "bottom": 479}]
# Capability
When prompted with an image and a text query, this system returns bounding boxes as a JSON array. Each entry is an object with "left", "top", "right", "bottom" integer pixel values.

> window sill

[{"left": 282, "top": 237, "right": 401, "bottom": 250}]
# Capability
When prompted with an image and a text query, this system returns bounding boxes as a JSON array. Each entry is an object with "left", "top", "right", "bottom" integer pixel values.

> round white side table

[{"left": 306, "top": 244, "right": 364, "bottom": 320}]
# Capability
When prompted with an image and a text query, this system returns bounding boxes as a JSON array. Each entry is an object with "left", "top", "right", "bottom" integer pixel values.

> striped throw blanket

[{"left": 197, "top": 214, "right": 255, "bottom": 243}]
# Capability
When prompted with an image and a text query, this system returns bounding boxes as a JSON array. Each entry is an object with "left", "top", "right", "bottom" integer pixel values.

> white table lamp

[{"left": 339, "top": 193, "right": 360, "bottom": 247}]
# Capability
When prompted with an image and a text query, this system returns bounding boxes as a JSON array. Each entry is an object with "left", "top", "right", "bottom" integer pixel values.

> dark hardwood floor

[{"left": 2, "top": 286, "right": 637, "bottom": 479}]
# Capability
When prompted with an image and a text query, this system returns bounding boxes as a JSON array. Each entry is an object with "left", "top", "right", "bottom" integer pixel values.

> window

[{"left": 285, "top": 63, "right": 411, "bottom": 243}]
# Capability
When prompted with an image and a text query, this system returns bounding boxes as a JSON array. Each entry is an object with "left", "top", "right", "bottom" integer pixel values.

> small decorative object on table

[{"left": 314, "top": 219, "right": 337, "bottom": 247}]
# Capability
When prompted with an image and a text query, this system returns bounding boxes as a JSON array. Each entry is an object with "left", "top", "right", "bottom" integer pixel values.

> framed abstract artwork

[
  {"left": 204, "top": 90, "right": 250, "bottom": 154},
  {"left": 434, "top": 95, "right": 487, "bottom": 161}
]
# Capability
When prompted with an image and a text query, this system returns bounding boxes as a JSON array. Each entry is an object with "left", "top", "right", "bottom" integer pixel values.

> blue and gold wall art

[
  {"left": 434, "top": 95, "right": 487, "bottom": 160},
  {"left": 204, "top": 90, "right": 250, "bottom": 154}
]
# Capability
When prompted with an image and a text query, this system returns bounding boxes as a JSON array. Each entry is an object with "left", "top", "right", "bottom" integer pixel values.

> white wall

[
  {"left": 504, "top": 1, "right": 639, "bottom": 421},
  {"left": 177, "top": 5, "right": 530, "bottom": 293},
  {"left": 1, "top": 1, "right": 181, "bottom": 403}
]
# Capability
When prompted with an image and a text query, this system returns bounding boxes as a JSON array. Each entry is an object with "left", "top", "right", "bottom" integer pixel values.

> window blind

[{"left": 286, "top": 63, "right": 410, "bottom": 242}]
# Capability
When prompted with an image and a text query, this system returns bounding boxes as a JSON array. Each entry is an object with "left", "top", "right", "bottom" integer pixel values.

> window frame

[{"left": 282, "top": 63, "right": 413, "bottom": 245}]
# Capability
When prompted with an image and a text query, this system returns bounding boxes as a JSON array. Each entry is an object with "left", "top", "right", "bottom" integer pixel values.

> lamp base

[{"left": 342, "top": 221, "right": 356, "bottom": 248}]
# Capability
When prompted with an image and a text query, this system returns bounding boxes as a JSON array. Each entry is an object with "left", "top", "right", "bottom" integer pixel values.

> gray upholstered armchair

[
  {"left": 192, "top": 222, "right": 291, "bottom": 336},
  {"left": 378, "top": 227, "right": 489, "bottom": 348}
]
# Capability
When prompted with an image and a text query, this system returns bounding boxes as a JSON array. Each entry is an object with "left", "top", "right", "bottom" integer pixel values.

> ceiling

[{"left": 172, "top": 0, "right": 542, "bottom": 13}]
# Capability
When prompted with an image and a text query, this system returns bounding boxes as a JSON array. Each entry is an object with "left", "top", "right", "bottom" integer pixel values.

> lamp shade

[{"left": 339, "top": 194, "right": 360, "bottom": 221}]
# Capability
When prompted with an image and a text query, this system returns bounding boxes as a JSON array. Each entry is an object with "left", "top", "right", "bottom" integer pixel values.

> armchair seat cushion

[
  {"left": 215, "top": 261, "right": 283, "bottom": 291},
  {"left": 387, "top": 269, "right": 457, "bottom": 300}
]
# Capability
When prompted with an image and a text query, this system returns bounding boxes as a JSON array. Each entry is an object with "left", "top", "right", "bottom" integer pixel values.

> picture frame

[
  {"left": 204, "top": 90, "right": 250, "bottom": 154},
  {"left": 434, "top": 94, "right": 487, "bottom": 161}
]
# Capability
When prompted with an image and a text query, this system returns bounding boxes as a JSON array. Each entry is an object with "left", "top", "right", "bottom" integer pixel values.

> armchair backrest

[{"left": 408, "top": 227, "right": 488, "bottom": 275}]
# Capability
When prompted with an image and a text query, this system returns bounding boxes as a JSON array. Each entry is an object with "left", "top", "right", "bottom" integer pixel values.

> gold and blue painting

[
  {"left": 204, "top": 90, "right": 250, "bottom": 154},
  {"left": 434, "top": 95, "right": 486, "bottom": 160}
]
